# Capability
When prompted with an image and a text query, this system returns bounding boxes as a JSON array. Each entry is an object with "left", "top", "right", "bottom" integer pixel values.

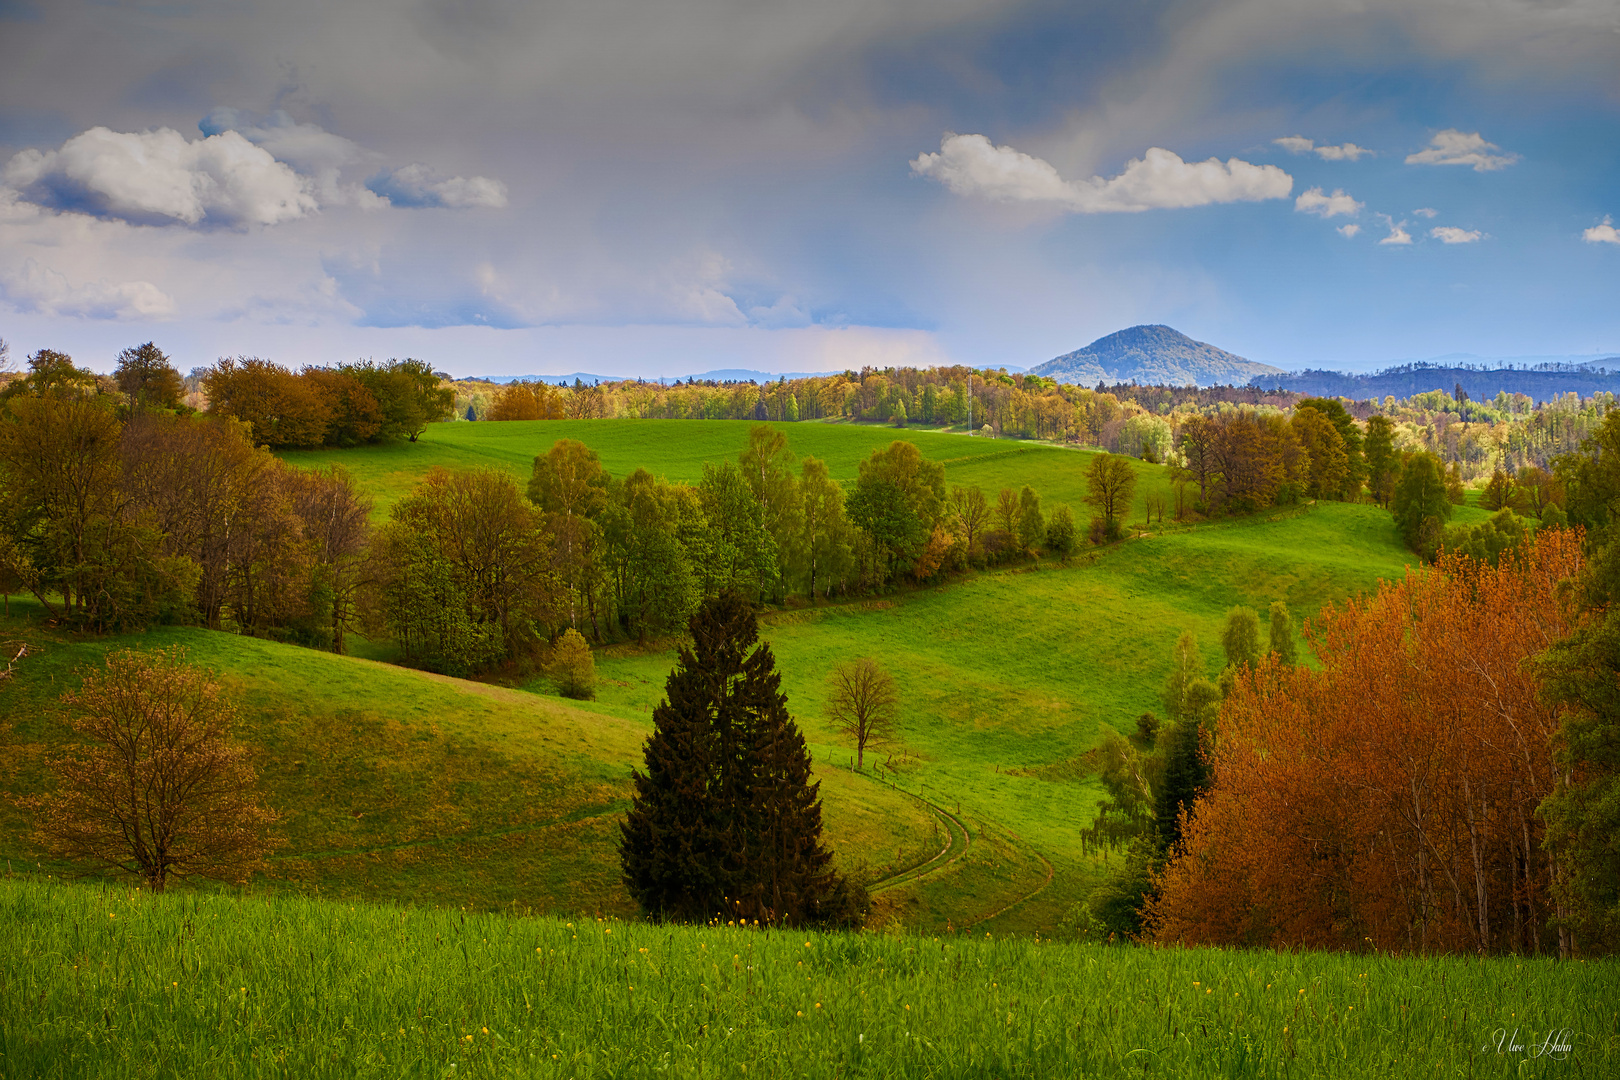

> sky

[{"left": 1, "top": 0, "right": 1618, "bottom": 380}]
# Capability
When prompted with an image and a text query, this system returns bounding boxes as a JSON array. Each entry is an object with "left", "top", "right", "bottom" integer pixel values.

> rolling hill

[{"left": 1031, "top": 325, "right": 1284, "bottom": 387}]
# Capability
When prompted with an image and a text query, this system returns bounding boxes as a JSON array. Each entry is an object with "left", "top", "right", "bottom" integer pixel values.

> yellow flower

[
  {"left": 1206, "top": 989, "right": 1212, "bottom": 995},
  {"left": 815, "top": 1003, "right": 821, "bottom": 1009},
  {"left": 481, "top": 1028, "right": 488, "bottom": 1035}
]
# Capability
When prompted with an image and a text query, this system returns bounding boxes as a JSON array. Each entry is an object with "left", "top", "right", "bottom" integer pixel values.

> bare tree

[
  {"left": 20, "top": 647, "right": 280, "bottom": 891},
  {"left": 825, "top": 657, "right": 899, "bottom": 769}
]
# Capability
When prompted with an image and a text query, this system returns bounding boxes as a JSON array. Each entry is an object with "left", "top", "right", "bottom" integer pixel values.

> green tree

[
  {"left": 1084, "top": 452, "right": 1137, "bottom": 538},
  {"left": 1291, "top": 406, "right": 1349, "bottom": 499},
  {"left": 529, "top": 439, "right": 611, "bottom": 634},
  {"left": 1045, "top": 504, "right": 1078, "bottom": 563},
  {"left": 1297, "top": 397, "right": 1365, "bottom": 498},
  {"left": 551, "top": 628, "right": 596, "bottom": 699},
  {"left": 1363, "top": 414, "right": 1397, "bottom": 507},
  {"left": 845, "top": 441, "right": 944, "bottom": 581},
  {"left": 1161, "top": 630, "right": 1205, "bottom": 723},
  {"left": 740, "top": 425, "right": 802, "bottom": 602},
  {"left": 1221, "top": 606, "right": 1261, "bottom": 672},
  {"left": 1392, "top": 452, "right": 1453, "bottom": 555},
  {"left": 602, "top": 469, "right": 699, "bottom": 641},
  {"left": 1154, "top": 679, "right": 1219, "bottom": 854},
  {"left": 114, "top": 342, "right": 185, "bottom": 412},
  {"left": 699, "top": 460, "right": 777, "bottom": 599},
  {"left": 797, "top": 457, "right": 851, "bottom": 600},
  {"left": 619, "top": 592, "right": 849, "bottom": 926},
  {"left": 1015, "top": 485, "right": 1044, "bottom": 554},
  {"left": 1267, "top": 600, "right": 1297, "bottom": 666}
]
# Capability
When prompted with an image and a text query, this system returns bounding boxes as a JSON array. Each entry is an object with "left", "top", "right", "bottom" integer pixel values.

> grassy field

[
  {"left": 2, "top": 419, "right": 1460, "bottom": 932},
  {"left": 4, "top": 876, "right": 1613, "bottom": 1079},
  {"left": 0, "top": 610, "right": 933, "bottom": 917},
  {"left": 278, "top": 418, "right": 1176, "bottom": 520}
]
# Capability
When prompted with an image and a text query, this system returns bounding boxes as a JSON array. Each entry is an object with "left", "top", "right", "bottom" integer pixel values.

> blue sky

[{"left": 0, "top": 0, "right": 1616, "bottom": 378}]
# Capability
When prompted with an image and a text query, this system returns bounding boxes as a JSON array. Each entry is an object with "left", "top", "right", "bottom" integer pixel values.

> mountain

[{"left": 1030, "top": 325, "right": 1284, "bottom": 387}]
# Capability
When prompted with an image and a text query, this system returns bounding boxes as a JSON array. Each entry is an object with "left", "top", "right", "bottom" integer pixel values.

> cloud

[
  {"left": 200, "top": 107, "right": 388, "bottom": 209},
  {"left": 911, "top": 134, "right": 1291, "bottom": 214},
  {"left": 1430, "top": 226, "right": 1484, "bottom": 244},
  {"left": 1584, "top": 217, "right": 1620, "bottom": 245},
  {"left": 1295, "top": 187, "right": 1362, "bottom": 218},
  {"left": 2, "top": 257, "right": 176, "bottom": 319},
  {"left": 1405, "top": 129, "right": 1519, "bottom": 172},
  {"left": 1413, "top": 207, "right": 1439, "bottom": 218},
  {"left": 3, "top": 126, "right": 316, "bottom": 227},
  {"left": 366, "top": 164, "right": 508, "bottom": 209},
  {"left": 1378, "top": 216, "right": 1412, "bottom": 245},
  {"left": 1337, "top": 224, "right": 1360, "bottom": 238},
  {"left": 1273, "top": 136, "right": 1371, "bottom": 161}
]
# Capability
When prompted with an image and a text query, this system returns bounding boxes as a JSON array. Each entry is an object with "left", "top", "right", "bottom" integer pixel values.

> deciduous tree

[
  {"left": 825, "top": 657, "right": 899, "bottom": 769},
  {"left": 20, "top": 647, "right": 280, "bottom": 891}
]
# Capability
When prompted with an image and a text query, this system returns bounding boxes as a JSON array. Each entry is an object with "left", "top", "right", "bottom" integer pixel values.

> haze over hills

[{"left": 1030, "top": 325, "right": 1284, "bottom": 388}]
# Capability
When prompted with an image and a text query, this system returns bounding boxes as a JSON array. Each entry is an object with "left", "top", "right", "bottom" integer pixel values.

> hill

[
  {"left": 1030, "top": 325, "right": 1283, "bottom": 387},
  {"left": 1256, "top": 361, "right": 1620, "bottom": 404},
  {"left": 277, "top": 419, "right": 1446, "bottom": 932}
]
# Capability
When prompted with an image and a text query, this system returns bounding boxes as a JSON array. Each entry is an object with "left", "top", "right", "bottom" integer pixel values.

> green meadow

[
  {"left": 4, "top": 876, "right": 1612, "bottom": 1079},
  {"left": 3, "top": 419, "right": 1498, "bottom": 932}
]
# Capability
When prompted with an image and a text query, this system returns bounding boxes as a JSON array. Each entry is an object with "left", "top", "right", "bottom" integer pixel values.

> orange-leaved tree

[
  {"left": 21, "top": 647, "right": 280, "bottom": 891},
  {"left": 1149, "top": 528, "right": 1583, "bottom": 955}
]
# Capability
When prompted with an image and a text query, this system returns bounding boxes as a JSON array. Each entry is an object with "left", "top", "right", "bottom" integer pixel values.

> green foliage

[
  {"left": 1015, "top": 485, "right": 1044, "bottom": 553},
  {"left": 620, "top": 593, "right": 845, "bottom": 927},
  {"left": 1439, "top": 508, "right": 1528, "bottom": 566},
  {"left": 1084, "top": 452, "right": 1136, "bottom": 530},
  {"left": 1297, "top": 397, "right": 1365, "bottom": 497},
  {"left": 551, "top": 628, "right": 596, "bottom": 700},
  {"left": 1220, "top": 606, "right": 1261, "bottom": 672},
  {"left": 1267, "top": 600, "right": 1297, "bottom": 667},
  {"left": 1363, "top": 414, "right": 1397, "bottom": 506},
  {"left": 1045, "top": 504, "right": 1077, "bottom": 562},
  {"left": 1391, "top": 451, "right": 1453, "bottom": 556},
  {"left": 1087, "top": 839, "right": 1159, "bottom": 938},
  {"left": 846, "top": 440, "right": 945, "bottom": 582},
  {"left": 1153, "top": 683, "right": 1217, "bottom": 854}
]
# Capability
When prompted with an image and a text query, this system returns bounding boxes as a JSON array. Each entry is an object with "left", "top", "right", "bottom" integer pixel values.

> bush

[
  {"left": 1135, "top": 712, "right": 1160, "bottom": 746},
  {"left": 551, "top": 629, "right": 596, "bottom": 699}
]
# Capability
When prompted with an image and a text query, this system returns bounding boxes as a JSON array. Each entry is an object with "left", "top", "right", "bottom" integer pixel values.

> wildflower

[
  {"left": 1299, "top": 989, "right": 1306, "bottom": 995},
  {"left": 797, "top": 1011, "right": 802, "bottom": 1017},
  {"left": 1192, "top": 981, "right": 1200, "bottom": 986},
  {"left": 1206, "top": 989, "right": 1212, "bottom": 995},
  {"left": 481, "top": 1028, "right": 488, "bottom": 1035},
  {"left": 804, "top": 942, "right": 811, "bottom": 948},
  {"left": 815, "top": 1003, "right": 821, "bottom": 1009}
]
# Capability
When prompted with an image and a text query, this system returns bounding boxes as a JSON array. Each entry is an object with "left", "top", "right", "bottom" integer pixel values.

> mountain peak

[{"left": 1031, "top": 325, "right": 1283, "bottom": 388}]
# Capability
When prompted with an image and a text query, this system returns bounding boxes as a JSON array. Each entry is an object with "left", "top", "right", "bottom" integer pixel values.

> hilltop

[{"left": 1030, "top": 325, "right": 1283, "bottom": 387}]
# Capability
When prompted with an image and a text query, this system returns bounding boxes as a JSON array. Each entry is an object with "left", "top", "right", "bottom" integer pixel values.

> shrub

[{"left": 551, "top": 629, "right": 596, "bottom": 699}]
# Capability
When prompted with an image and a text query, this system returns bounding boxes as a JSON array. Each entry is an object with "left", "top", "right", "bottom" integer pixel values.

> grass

[
  {"left": 278, "top": 419, "right": 1173, "bottom": 520},
  {"left": 0, "top": 613, "right": 931, "bottom": 917},
  {"left": 4, "top": 875, "right": 1613, "bottom": 1079}
]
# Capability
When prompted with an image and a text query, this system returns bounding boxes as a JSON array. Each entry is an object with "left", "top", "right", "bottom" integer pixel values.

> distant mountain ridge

[
  {"left": 1030, "top": 325, "right": 1283, "bottom": 388},
  {"left": 1257, "top": 361, "right": 1620, "bottom": 405}
]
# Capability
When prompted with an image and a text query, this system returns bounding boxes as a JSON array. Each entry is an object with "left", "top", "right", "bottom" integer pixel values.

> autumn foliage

[
  {"left": 1150, "top": 529, "right": 1583, "bottom": 955},
  {"left": 21, "top": 647, "right": 280, "bottom": 891}
]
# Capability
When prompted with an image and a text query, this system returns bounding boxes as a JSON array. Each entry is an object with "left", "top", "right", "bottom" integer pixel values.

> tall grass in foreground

[{"left": 2, "top": 877, "right": 1614, "bottom": 1079}]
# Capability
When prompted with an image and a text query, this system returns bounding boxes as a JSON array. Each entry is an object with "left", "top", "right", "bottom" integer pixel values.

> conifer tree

[{"left": 620, "top": 591, "right": 849, "bottom": 926}]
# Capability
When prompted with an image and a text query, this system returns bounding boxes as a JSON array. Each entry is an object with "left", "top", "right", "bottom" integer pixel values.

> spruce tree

[{"left": 620, "top": 591, "right": 848, "bottom": 926}]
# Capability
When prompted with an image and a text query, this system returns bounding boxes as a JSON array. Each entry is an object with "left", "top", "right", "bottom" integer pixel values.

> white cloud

[
  {"left": 1274, "top": 136, "right": 1371, "bottom": 161},
  {"left": 1314, "top": 142, "right": 1371, "bottom": 161},
  {"left": 1378, "top": 216, "right": 1412, "bottom": 245},
  {"left": 3, "top": 126, "right": 316, "bottom": 227},
  {"left": 1295, "top": 187, "right": 1362, "bottom": 218},
  {"left": 1430, "top": 226, "right": 1484, "bottom": 244},
  {"left": 1337, "top": 224, "right": 1360, "bottom": 238},
  {"left": 1413, "top": 207, "right": 1439, "bottom": 218},
  {"left": 1584, "top": 217, "right": 1620, "bottom": 245},
  {"left": 1406, "top": 129, "right": 1519, "bottom": 172},
  {"left": 2, "top": 257, "right": 176, "bottom": 319},
  {"left": 911, "top": 134, "right": 1291, "bottom": 213},
  {"left": 200, "top": 108, "right": 388, "bottom": 210},
  {"left": 366, "top": 164, "right": 508, "bottom": 209}
]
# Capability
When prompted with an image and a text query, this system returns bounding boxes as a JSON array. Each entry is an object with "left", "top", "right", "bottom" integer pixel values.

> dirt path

[{"left": 865, "top": 785, "right": 973, "bottom": 894}]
